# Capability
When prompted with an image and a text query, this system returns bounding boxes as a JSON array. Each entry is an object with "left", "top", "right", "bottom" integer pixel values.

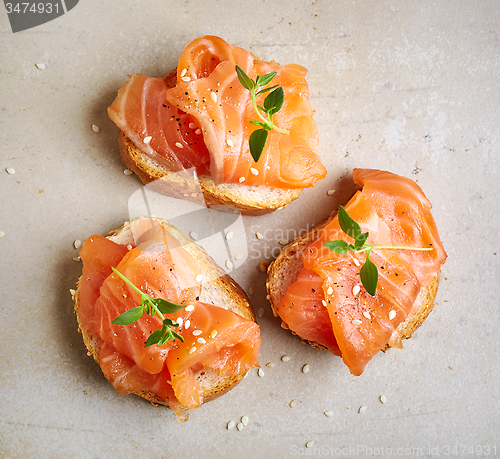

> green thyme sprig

[
  {"left": 324, "top": 206, "right": 433, "bottom": 296},
  {"left": 111, "top": 267, "right": 186, "bottom": 346},
  {"left": 235, "top": 65, "right": 289, "bottom": 162}
]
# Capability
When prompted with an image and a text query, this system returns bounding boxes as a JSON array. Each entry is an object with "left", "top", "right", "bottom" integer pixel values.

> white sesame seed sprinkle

[
  {"left": 124, "top": 169, "right": 133, "bottom": 175},
  {"left": 190, "top": 231, "right": 198, "bottom": 240},
  {"left": 176, "top": 317, "right": 183, "bottom": 327},
  {"left": 197, "top": 337, "right": 206, "bottom": 344},
  {"left": 278, "top": 239, "right": 289, "bottom": 246},
  {"left": 72, "top": 257, "right": 80, "bottom": 262},
  {"left": 0, "top": 231, "right": 4, "bottom": 238},
  {"left": 281, "top": 355, "right": 291, "bottom": 362},
  {"left": 353, "top": 258, "right": 361, "bottom": 267},
  {"left": 36, "top": 63, "right": 46, "bottom": 70},
  {"left": 91, "top": 124, "right": 100, "bottom": 133},
  {"left": 289, "top": 399, "right": 297, "bottom": 408},
  {"left": 189, "top": 346, "right": 197, "bottom": 354},
  {"left": 236, "top": 422, "right": 244, "bottom": 431},
  {"left": 227, "top": 420, "right": 235, "bottom": 430},
  {"left": 255, "top": 232, "right": 263, "bottom": 240},
  {"left": 258, "top": 368, "right": 265, "bottom": 377},
  {"left": 195, "top": 274, "right": 203, "bottom": 282},
  {"left": 210, "top": 330, "right": 217, "bottom": 339},
  {"left": 127, "top": 244, "right": 133, "bottom": 250},
  {"left": 352, "top": 285, "right": 361, "bottom": 296},
  {"left": 143, "top": 136, "right": 152, "bottom": 144},
  {"left": 363, "top": 311, "right": 372, "bottom": 320},
  {"left": 234, "top": 253, "right": 243, "bottom": 261},
  {"left": 73, "top": 240, "right": 82, "bottom": 249},
  {"left": 324, "top": 410, "right": 334, "bottom": 417},
  {"left": 226, "top": 139, "right": 234, "bottom": 147},
  {"left": 6, "top": 168, "right": 15, "bottom": 175},
  {"left": 352, "top": 319, "right": 362, "bottom": 326},
  {"left": 210, "top": 91, "right": 217, "bottom": 102},
  {"left": 189, "top": 122, "right": 196, "bottom": 129},
  {"left": 389, "top": 310, "right": 397, "bottom": 320},
  {"left": 241, "top": 415, "right": 249, "bottom": 426},
  {"left": 266, "top": 362, "right": 275, "bottom": 368},
  {"left": 175, "top": 142, "right": 183, "bottom": 148},
  {"left": 181, "top": 76, "right": 191, "bottom": 82},
  {"left": 195, "top": 129, "right": 201, "bottom": 135},
  {"left": 225, "top": 231, "right": 233, "bottom": 240},
  {"left": 359, "top": 405, "right": 367, "bottom": 413},
  {"left": 180, "top": 68, "right": 187, "bottom": 77},
  {"left": 185, "top": 304, "right": 195, "bottom": 312},
  {"left": 191, "top": 193, "right": 197, "bottom": 197},
  {"left": 322, "top": 300, "right": 327, "bottom": 306},
  {"left": 326, "top": 287, "right": 333, "bottom": 295},
  {"left": 192, "top": 329, "right": 202, "bottom": 336},
  {"left": 184, "top": 320, "right": 191, "bottom": 329},
  {"left": 306, "top": 441, "right": 314, "bottom": 448},
  {"left": 250, "top": 167, "right": 259, "bottom": 176},
  {"left": 302, "top": 364, "right": 310, "bottom": 373},
  {"left": 258, "top": 307, "right": 265, "bottom": 318},
  {"left": 238, "top": 176, "right": 245, "bottom": 183},
  {"left": 380, "top": 395, "right": 387, "bottom": 404},
  {"left": 327, "top": 189, "right": 335, "bottom": 196},
  {"left": 226, "top": 260, "right": 234, "bottom": 270}
]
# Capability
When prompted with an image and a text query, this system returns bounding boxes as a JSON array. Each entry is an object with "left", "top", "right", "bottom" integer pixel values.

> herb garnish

[
  {"left": 324, "top": 206, "right": 433, "bottom": 296},
  {"left": 235, "top": 65, "right": 289, "bottom": 162},
  {"left": 111, "top": 267, "right": 186, "bottom": 346}
]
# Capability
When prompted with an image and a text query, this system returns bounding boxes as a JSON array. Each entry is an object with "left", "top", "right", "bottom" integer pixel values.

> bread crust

[
  {"left": 266, "top": 211, "right": 440, "bottom": 352},
  {"left": 73, "top": 217, "right": 257, "bottom": 413}
]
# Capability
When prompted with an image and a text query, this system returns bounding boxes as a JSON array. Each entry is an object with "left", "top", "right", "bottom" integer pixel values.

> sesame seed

[
  {"left": 258, "top": 261, "right": 269, "bottom": 273},
  {"left": 236, "top": 422, "right": 244, "bottom": 431},
  {"left": 226, "top": 260, "right": 234, "bottom": 270},
  {"left": 258, "top": 307, "right": 265, "bottom": 318},
  {"left": 189, "top": 346, "right": 197, "bottom": 354},
  {"left": 258, "top": 368, "right": 265, "bottom": 377},
  {"left": 250, "top": 167, "right": 259, "bottom": 176},
  {"left": 324, "top": 410, "right": 334, "bottom": 417},
  {"left": 175, "top": 142, "right": 183, "bottom": 148},
  {"left": 143, "top": 136, "right": 152, "bottom": 144},
  {"left": 210, "top": 330, "right": 218, "bottom": 338},
  {"left": 255, "top": 232, "right": 263, "bottom": 240},
  {"left": 180, "top": 69, "right": 187, "bottom": 77},
  {"left": 248, "top": 287, "right": 254, "bottom": 295},
  {"left": 302, "top": 364, "right": 310, "bottom": 373},
  {"left": 289, "top": 399, "right": 297, "bottom": 408},
  {"left": 389, "top": 310, "right": 397, "bottom": 320},
  {"left": 322, "top": 300, "right": 327, "bottom": 306},
  {"left": 278, "top": 239, "right": 289, "bottom": 246},
  {"left": 184, "top": 320, "right": 191, "bottom": 329},
  {"left": 210, "top": 91, "right": 217, "bottom": 102},
  {"left": 195, "top": 274, "right": 203, "bottom": 282},
  {"left": 352, "top": 285, "right": 361, "bottom": 296},
  {"left": 327, "top": 189, "right": 335, "bottom": 196},
  {"left": 352, "top": 319, "right": 362, "bottom": 326},
  {"left": 380, "top": 395, "right": 387, "bottom": 404},
  {"left": 6, "top": 168, "right": 15, "bottom": 175},
  {"left": 181, "top": 76, "right": 191, "bottom": 82},
  {"left": 124, "top": 169, "right": 133, "bottom": 175},
  {"left": 326, "top": 287, "right": 333, "bottom": 295},
  {"left": 182, "top": 193, "right": 190, "bottom": 197},
  {"left": 195, "top": 129, "right": 201, "bottom": 135},
  {"left": 239, "top": 176, "right": 246, "bottom": 183},
  {"left": 363, "top": 311, "right": 371, "bottom": 320},
  {"left": 225, "top": 231, "right": 233, "bottom": 240},
  {"left": 185, "top": 304, "right": 195, "bottom": 312},
  {"left": 126, "top": 244, "right": 133, "bottom": 250},
  {"left": 197, "top": 337, "right": 206, "bottom": 344},
  {"left": 190, "top": 231, "right": 198, "bottom": 240},
  {"left": 358, "top": 405, "right": 367, "bottom": 413},
  {"left": 227, "top": 420, "right": 235, "bottom": 430},
  {"left": 0, "top": 231, "right": 4, "bottom": 238},
  {"left": 91, "top": 124, "right": 99, "bottom": 133},
  {"left": 192, "top": 329, "right": 202, "bottom": 336},
  {"left": 353, "top": 258, "right": 361, "bottom": 267},
  {"left": 306, "top": 441, "right": 314, "bottom": 448},
  {"left": 191, "top": 193, "right": 197, "bottom": 197},
  {"left": 73, "top": 240, "right": 82, "bottom": 249},
  {"left": 281, "top": 355, "right": 291, "bottom": 362},
  {"left": 266, "top": 362, "right": 275, "bottom": 368},
  {"left": 189, "top": 122, "right": 196, "bottom": 129},
  {"left": 72, "top": 257, "right": 81, "bottom": 262},
  {"left": 234, "top": 253, "right": 243, "bottom": 261},
  {"left": 36, "top": 63, "right": 46, "bottom": 70},
  {"left": 241, "top": 415, "right": 249, "bottom": 426},
  {"left": 226, "top": 139, "right": 234, "bottom": 147},
  {"left": 176, "top": 317, "right": 183, "bottom": 327}
]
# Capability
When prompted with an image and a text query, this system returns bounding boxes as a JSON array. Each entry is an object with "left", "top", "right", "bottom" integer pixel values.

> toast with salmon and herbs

[
  {"left": 73, "top": 217, "right": 260, "bottom": 422},
  {"left": 108, "top": 36, "right": 326, "bottom": 214},
  {"left": 266, "top": 169, "right": 447, "bottom": 376}
]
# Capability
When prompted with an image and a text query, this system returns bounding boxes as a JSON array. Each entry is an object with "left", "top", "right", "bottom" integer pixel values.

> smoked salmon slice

[
  {"left": 78, "top": 218, "right": 260, "bottom": 421},
  {"left": 278, "top": 169, "right": 447, "bottom": 375},
  {"left": 108, "top": 35, "right": 326, "bottom": 189}
]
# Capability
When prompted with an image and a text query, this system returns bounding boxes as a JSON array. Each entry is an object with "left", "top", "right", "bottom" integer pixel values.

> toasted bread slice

[
  {"left": 266, "top": 211, "right": 440, "bottom": 352},
  {"left": 118, "top": 132, "right": 302, "bottom": 215},
  {"left": 73, "top": 217, "right": 257, "bottom": 417}
]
